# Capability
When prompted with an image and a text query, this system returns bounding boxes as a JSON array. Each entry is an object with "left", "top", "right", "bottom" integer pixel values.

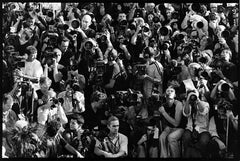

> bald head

[{"left": 81, "top": 14, "right": 92, "bottom": 30}]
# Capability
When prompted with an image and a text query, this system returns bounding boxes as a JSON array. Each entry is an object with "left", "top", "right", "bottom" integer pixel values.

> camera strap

[{"left": 191, "top": 105, "right": 197, "bottom": 131}]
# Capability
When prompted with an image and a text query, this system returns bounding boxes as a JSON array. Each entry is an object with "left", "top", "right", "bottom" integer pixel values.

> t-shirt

[{"left": 21, "top": 59, "right": 43, "bottom": 90}]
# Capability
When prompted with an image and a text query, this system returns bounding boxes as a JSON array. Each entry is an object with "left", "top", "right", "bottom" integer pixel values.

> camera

[
  {"left": 159, "top": 25, "right": 172, "bottom": 36},
  {"left": 5, "top": 33, "right": 18, "bottom": 47},
  {"left": 15, "top": 10, "right": 24, "bottom": 17},
  {"left": 217, "top": 100, "right": 233, "bottom": 113},
  {"left": 47, "top": 33, "right": 59, "bottom": 46},
  {"left": 162, "top": 41, "right": 171, "bottom": 50},
  {"left": 71, "top": 19, "right": 80, "bottom": 29},
  {"left": 221, "top": 30, "right": 230, "bottom": 39},
  {"left": 134, "top": 64, "right": 146, "bottom": 76},
  {"left": 17, "top": 81, "right": 31, "bottom": 96},
  {"left": 42, "top": 49, "right": 58, "bottom": 66},
  {"left": 119, "top": 19, "right": 128, "bottom": 29},
  {"left": 84, "top": 39, "right": 95, "bottom": 51},
  {"left": 192, "top": 20, "right": 204, "bottom": 29},
  {"left": 51, "top": 98, "right": 64, "bottom": 108},
  {"left": 96, "top": 32, "right": 107, "bottom": 43},
  {"left": 218, "top": 82, "right": 230, "bottom": 92},
  {"left": 152, "top": 16, "right": 160, "bottom": 23}
]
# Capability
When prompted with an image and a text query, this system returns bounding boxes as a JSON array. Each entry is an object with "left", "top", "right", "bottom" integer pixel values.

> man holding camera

[
  {"left": 182, "top": 90, "right": 210, "bottom": 158},
  {"left": 16, "top": 45, "right": 43, "bottom": 90},
  {"left": 208, "top": 100, "right": 238, "bottom": 158},
  {"left": 158, "top": 85, "right": 187, "bottom": 158},
  {"left": 138, "top": 46, "right": 163, "bottom": 100},
  {"left": 179, "top": 62, "right": 210, "bottom": 102},
  {"left": 57, "top": 80, "right": 85, "bottom": 117}
]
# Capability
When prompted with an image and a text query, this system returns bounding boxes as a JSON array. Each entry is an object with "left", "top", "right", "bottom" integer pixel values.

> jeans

[
  {"left": 159, "top": 126, "right": 184, "bottom": 158},
  {"left": 182, "top": 129, "right": 210, "bottom": 158}
]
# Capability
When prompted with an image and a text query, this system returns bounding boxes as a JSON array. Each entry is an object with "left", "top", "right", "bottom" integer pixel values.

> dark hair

[
  {"left": 144, "top": 46, "right": 156, "bottom": 58},
  {"left": 46, "top": 120, "right": 61, "bottom": 137},
  {"left": 26, "top": 45, "right": 37, "bottom": 55},
  {"left": 90, "top": 91, "right": 107, "bottom": 103},
  {"left": 2, "top": 94, "right": 12, "bottom": 105},
  {"left": 70, "top": 113, "right": 85, "bottom": 125},
  {"left": 107, "top": 116, "right": 119, "bottom": 125}
]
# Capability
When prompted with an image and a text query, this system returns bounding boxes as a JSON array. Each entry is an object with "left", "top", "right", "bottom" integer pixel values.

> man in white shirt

[{"left": 16, "top": 45, "right": 43, "bottom": 90}]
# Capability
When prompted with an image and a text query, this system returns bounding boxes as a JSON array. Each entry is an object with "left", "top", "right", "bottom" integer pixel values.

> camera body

[
  {"left": 134, "top": 64, "right": 147, "bottom": 76},
  {"left": 46, "top": 32, "right": 59, "bottom": 48},
  {"left": 42, "top": 48, "right": 58, "bottom": 66}
]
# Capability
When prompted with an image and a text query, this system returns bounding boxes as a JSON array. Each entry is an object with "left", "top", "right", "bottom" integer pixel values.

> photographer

[
  {"left": 179, "top": 62, "right": 210, "bottom": 102},
  {"left": 78, "top": 38, "right": 103, "bottom": 87},
  {"left": 137, "top": 118, "right": 159, "bottom": 158},
  {"left": 37, "top": 89, "right": 68, "bottom": 126},
  {"left": 2, "top": 94, "right": 18, "bottom": 130},
  {"left": 62, "top": 114, "right": 85, "bottom": 155},
  {"left": 57, "top": 80, "right": 85, "bottom": 116},
  {"left": 138, "top": 46, "right": 163, "bottom": 100},
  {"left": 102, "top": 48, "right": 121, "bottom": 94},
  {"left": 15, "top": 15, "right": 40, "bottom": 54},
  {"left": 15, "top": 45, "right": 43, "bottom": 90},
  {"left": 42, "top": 48, "right": 68, "bottom": 93},
  {"left": 42, "top": 119, "right": 83, "bottom": 158},
  {"left": 208, "top": 100, "right": 238, "bottom": 158},
  {"left": 82, "top": 91, "right": 108, "bottom": 130},
  {"left": 182, "top": 90, "right": 210, "bottom": 158},
  {"left": 158, "top": 85, "right": 187, "bottom": 158},
  {"left": 94, "top": 116, "right": 128, "bottom": 158}
]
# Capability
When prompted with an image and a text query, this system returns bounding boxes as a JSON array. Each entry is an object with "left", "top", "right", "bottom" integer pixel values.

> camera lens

[
  {"left": 71, "top": 20, "right": 80, "bottom": 29},
  {"left": 189, "top": 94, "right": 197, "bottom": 102},
  {"left": 221, "top": 83, "right": 230, "bottom": 92},
  {"left": 47, "top": 11, "right": 54, "bottom": 17}
]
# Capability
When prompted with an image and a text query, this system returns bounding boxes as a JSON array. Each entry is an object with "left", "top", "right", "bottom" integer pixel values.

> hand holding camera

[{"left": 158, "top": 106, "right": 166, "bottom": 115}]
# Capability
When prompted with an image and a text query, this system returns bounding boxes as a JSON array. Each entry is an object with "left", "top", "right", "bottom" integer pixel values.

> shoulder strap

[{"left": 152, "top": 61, "right": 162, "bottom": 77}]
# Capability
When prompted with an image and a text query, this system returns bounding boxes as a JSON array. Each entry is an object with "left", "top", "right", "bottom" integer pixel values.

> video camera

[
  {"left": 89, "top": 61, "right": 106, "bottom": 86},
  {"left": 42, "top": 48, "right": 58, "bottom": 66}
]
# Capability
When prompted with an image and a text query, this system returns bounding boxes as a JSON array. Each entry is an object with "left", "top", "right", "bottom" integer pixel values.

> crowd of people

[{"left": 2, "top": 2, "right": 239, "bottom": 158}]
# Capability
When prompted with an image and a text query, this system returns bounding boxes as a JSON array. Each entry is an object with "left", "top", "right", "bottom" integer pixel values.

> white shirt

[
  {"left": 58, "top": 91, "right": 85, "bottom": 115},
  {"left": 21, "top": 59, "right": 43, "bottom": 90}
]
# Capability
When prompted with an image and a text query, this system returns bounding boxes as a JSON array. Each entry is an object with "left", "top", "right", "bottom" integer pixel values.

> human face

[
  {"left": 220, "top": 49, "right": 231, "bottom": 61},
  {"left": 54, "top": 50, "right": 62, "bottom": 63},
  {"left": 146, "top": 126, "right": 154, "bottom": 135},
  {"left": 70, "top": 119, "right": 80, "bottom": 131},
  {"left": 60, "top": 41, "right": 69, "bottom": 53},
  {"left": 3, "top": 97, "right": 13, "bottom": 112},
  {"left": 81, "top": 15, "right": 91, "bottom": 30},
  {"left": 165, "top": 87, "right": 176, "bottom": 99},
  {"left": 96, "top": 99, "right": 105, "bottom": 109},
  {"left": 28, "top": 51, "right": 37, "bottom": 61},
  {"left": 200, "top": 36, "right": 208, "bottom": 48},
  {"left": 66, "top": 84, "right": 73, "bottom": 97},
  {"left": 108, "top": 120, "right": 119, "bottom": 135},
  {"left": 40, "top": 83, "right": 49, "bottom": 92},
  {"left": 118, "top": 13, "right": 126, "bottom": 22}
]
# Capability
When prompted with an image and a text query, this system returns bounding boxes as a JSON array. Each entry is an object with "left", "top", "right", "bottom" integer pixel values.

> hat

[{"left": 188, "top": 62, "right": 201, "bottom": 70}]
